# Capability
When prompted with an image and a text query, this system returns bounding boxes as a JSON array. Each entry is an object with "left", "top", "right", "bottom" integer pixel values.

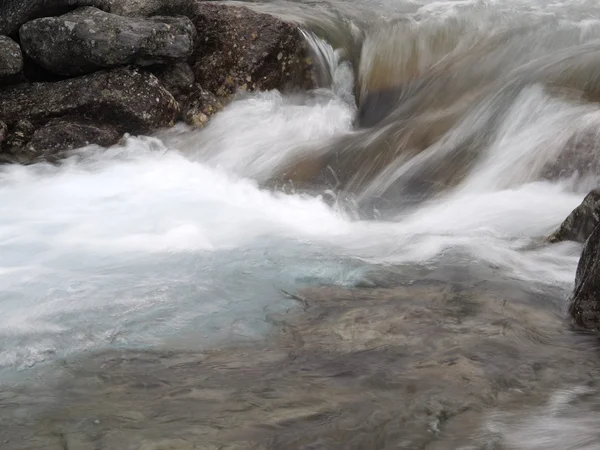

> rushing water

[{"left": 4, "top": 0, "right": 600, "bottom": 448}]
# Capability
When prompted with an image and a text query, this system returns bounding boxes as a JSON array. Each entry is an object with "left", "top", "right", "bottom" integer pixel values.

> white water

[{"left": 4, "top": 1, "right": 600, "bottom": 446}]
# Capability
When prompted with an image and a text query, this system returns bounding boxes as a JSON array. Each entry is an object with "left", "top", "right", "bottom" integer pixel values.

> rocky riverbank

[{"left": 0, "top": 1, "right": 315, "bottom": 164}]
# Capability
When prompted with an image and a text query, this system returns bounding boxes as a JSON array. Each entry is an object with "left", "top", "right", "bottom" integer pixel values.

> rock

[
  {"left": 0, "top": 0, "right": 113, "bottom": 36},
  {"left": 19, "top": 7, "right": 196, "bottom": 77},
  {"left": 182, "top": 85, "right": 224, "bottom": 128},
  {"left": 570, "top": 223, "right": 600, "bottom": 329},
  {"left": 181, "top": 2, "right": 315, "bottom": 97},
  {"left": 0, "top": 66, "right": 179, "bottom": 135},
  {"left": 0, "top": 121, "right": 7, "bottom": 145},
  {"left": 25, "top": 120, "right": 121, "bottom": 160},
  {"left": 151, "top": 62, "right": 195, "bottom": 101},
  {"left": 0, "top": 36, "right": 24, "bottom": 85},
  {"left": 549, "top": 190, "right": 600, "bottom": 243}
]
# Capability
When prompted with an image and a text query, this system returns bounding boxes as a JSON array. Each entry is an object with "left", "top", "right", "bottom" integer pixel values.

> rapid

[{"left": 4, "top": 0, "right": 600, "bottom": 448}]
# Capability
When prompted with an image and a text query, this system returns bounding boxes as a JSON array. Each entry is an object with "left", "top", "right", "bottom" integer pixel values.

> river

[{"left": 3, "top": 0, "right": 600, "bottom": 448}]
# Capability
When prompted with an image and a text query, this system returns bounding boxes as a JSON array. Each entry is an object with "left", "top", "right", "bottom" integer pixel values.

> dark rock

[
  {"left": 0, "top": 36, "right": 24, "bottom": 85},
  {"left": 151, "top": 62, "right": 195, "bottom": 101},
  {"left": 0, "top": 0, "right": 112, "bottom": 36},
  {"left": 549, "top": 190, "right": 600, "bottom": 243},
  {"left": 25, "top": 119, "right": 121, "bottom": 160},
  {"left": 19, "top": 7, "right": 196, "bottom": 76},
  {"left": 182, "top": 84, "right": 224, "bottom": 128},
  {"left": 0, "top": 66, "right": 179, "bottom": 135},
  {"left": 0, "top": 121, "right": 7, "bottom": 146},
  {"left": 3, "top": 119, "right": 36, "bottom": 151},
  {"left": 570, "top": 223, "right": 600, "bottom": 329},
  {"left": 180, "top": 2, "right": 315, "bottom": 97}
]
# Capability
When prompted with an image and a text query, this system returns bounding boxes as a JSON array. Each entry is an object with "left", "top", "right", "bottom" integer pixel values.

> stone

[
  {"left": 0, "top": 0, "right": 112, "bottom": 36},
  {"left": 0, "top": 66, "right": 179, "bottom": 135},
  {"left": 569, "top": 223, "right": 600, "bottom": 330},
  {"left": 151, "top": 62, "right": 195, "bottom": 102},
  {"left": 549, "top": 189, "right": 600, "bottom": 243},
  {"left": 0, "top": 121, "right": 7, "bottom": 146},
  {"left": 0, "top": 36, "right": 23, "bottom": 85},
  {"left": 182, "top": 85, "right": 224, "bottom": 128},
  {"left": 25, "top": 120, "right": 121, "bottom": 160},
  {"left": 19, "top": 7, "right": 196, "bottom": 76},
  {"left": 180, "top": 2, "right": 315, "bottom": 97}
]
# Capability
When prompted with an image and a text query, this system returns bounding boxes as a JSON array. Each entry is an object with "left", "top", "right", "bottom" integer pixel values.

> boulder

[
  {"left": 0, "top": 0, "right": 113, "bottom": 36},
  {"left": 549, "top": 189, "right": 600, "bottom": 243},
  {"left": 0, "top": 66, "right": 179, "bottom": 134},
  {"left": 180, "top": 2, "right": 315, "bottom": 97},
  {"left": 570, "top": 223, "right": 600, "bottom": 329},
  {"left": 182, "top": 85, "right": 225, "bottom": 128},
  {"left": 0, "top": 36, "right": 24, "bottom": 85},
  {"left": 19, "top": 7, "right": 196, "bottom": 76},
  {"left": 0, "top": 121, "right": 6, "bottom": 146},
  {"left": 151, "top": 62, "right": 195, "bottom": 102},
  {"left": 25, "top": 120, "right": 121, "bottom": 160}
]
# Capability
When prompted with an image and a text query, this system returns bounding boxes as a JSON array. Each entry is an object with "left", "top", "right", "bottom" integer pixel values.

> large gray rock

[
  {"left": 0, "top": 0, "right": 111, "bottom": 36},
  {"left": 25, "top": 119, "right": 121, "bottom": 160},
  {"left": 0, "top": 0, "right": 184, "bottom": 36},
  {"left": 0, "top": 67, "right": 178, "bottom": 161},
  {"left": 0, "top": 36, "right": 23, "bottom": 85},
  {"left": 549, "top": 189, "right": 600, "bottom": 243},
  {"left": 179, "top": 2, "right": 315, "bottom": 97},
  {"left": 570, "top": 223, "right": 600, "bottom": 329},
  {"left": 19, "top": 7, "right": 196, "bottom": 76}
]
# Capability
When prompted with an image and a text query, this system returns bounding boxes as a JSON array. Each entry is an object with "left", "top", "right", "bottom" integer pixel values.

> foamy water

[{"left": 3, "top": 0, "right": 600, "bottom": 447}]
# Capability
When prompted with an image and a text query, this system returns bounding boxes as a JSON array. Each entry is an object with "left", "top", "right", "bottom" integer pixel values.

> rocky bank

[{"left": 0, "top": 0, "right": 315, "bottom": 163}]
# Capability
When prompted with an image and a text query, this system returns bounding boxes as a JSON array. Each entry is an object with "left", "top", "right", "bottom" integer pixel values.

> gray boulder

[
  {"left": 549, "top": 189, "right": 600, "bottom": 243},
  {"left": 19, "top": 7, "right": 196, "bottom": 76},
  {"left": 181, "top": 2, "right": 315, "bottom": 97},
  {"left": 0, "top": 36, "right": 24, "bottom": 85},
  {"left": 570, "top": 223, "right": 600, "bottom": 329},
  {"left": 0, "top": 67, "right": 178, "bottom": 162},
  {"left": 0, "top": 0, "right": 188, "bottom": 36},
  {"left": 151, "top": 62, "right": 195, "bottom": 102},
  {"left": 25, "top": 120, "right": 121, "bottom": 160}
]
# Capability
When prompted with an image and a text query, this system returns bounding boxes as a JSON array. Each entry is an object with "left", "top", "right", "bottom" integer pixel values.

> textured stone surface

[
  {"left": 0, "top": 35, "right": 23, "bottom": 85},
  {"left": 25, "top": 119, "right": 121, "bottom": 159},
  {"left": 0, "top": 66, "right": 179, "bottom": 133},
  {"left": 0, "top": 0, "right": 112, "bottom": 35},
  {"left": 151, "top": 62, "right": 195, "bottom": 102},
  {"left": 570, "top": 223, "right": 600, "bottom": 330},
  {"left": 20, "top": 7, "right": 196, "bottom": 76},
  {"left": 182, "top": 84, "right": 225, "bottom": 128},
  {"left": 549, "top": 189, "right": 600, "bottom": 243},
  {"left": 0, "top": 0, "right": 185, "bottom": 36},
  {"left": 180, "top": 2, "right": 315, "bottom": 97}
]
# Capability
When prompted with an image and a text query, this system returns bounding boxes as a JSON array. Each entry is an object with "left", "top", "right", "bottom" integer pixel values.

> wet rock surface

[
  {"left": 182, "top": 84, "right": 225, "bottom": 128},
  {"left": 182, "top": 2, "right": 315, "bottom": 97},
  {"left": 0, "top": 268, "right": 594, "bottom": 449},
  {"left": 0, "top": 35, "right": 24, "bottom": 85},
  {"left": 19, "top": 7, "right": 196, "bottom": 76},
  {"left": 549, "top": 189, "right": 600, "bottom": 243},
  {"left": 25, "top": 119, "right": 121, "bottom": 160},
  {"left": 0, "top": 66, "right": 178, "bottom": 134},
  {"left": 570, "top": 223, "right": 600, "bottom": 330}
]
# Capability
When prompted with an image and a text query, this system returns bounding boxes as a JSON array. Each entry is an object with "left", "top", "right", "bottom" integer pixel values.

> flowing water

[{"left": 4, "top": 0, "right": 600, "bottom": 448}]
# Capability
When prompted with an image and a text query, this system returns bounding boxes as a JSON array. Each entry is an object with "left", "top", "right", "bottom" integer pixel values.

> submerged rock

[
  {"left": 570, "top": 223, "right": 600, "bottom": 330},
  {"left": 25, "top": 120, "right": 121, "bottom": 160},
  {"left": 182, "top": 2, "right": 315, "bottom": 97},
  {"left": 549, "top": 189, "right": 600, "bottom": 243},
  {"left": 0, "top": 36, "right": 24, "bottom": 85},
  {"left": 19, "top": 7, "right": 196, "bottom": 76}
]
